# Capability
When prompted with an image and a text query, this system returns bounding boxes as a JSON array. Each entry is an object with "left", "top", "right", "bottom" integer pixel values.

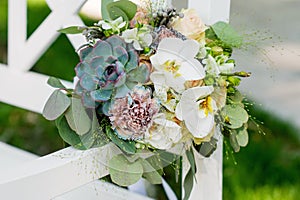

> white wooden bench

[{"left": 0, "top": 0, "right": 230, "bottom": 199}]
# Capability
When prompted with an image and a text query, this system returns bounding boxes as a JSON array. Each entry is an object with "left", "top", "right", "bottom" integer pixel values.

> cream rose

[{"left": 170, "top": 9, "right": 206, "bottom": 41}]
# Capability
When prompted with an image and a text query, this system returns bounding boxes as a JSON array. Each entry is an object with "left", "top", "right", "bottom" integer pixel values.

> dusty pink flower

[
  {"left": 130, "top": 7, "right": 150, "bottom": 28},
  {"left": 109, "top": 86, "right": 159, "bottom": 140}
]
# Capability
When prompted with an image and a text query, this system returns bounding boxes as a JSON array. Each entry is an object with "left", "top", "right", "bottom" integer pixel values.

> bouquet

[{"left": 43, "top": 0, "right": 251, "bottom": 198}]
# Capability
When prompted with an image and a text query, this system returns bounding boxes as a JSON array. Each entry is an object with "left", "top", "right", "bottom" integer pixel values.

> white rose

[{"left": 170, "top": 9, "right": 206, "bottom": 41}]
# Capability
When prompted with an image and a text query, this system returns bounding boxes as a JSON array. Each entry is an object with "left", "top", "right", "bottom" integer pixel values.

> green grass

[{"left": 1, "top": 1, "right": 300, "bottom": 199}]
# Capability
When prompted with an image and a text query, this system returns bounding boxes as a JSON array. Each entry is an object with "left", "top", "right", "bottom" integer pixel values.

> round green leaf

[
  {"left": 222, "top": 104, "right": 249, "bottom": 129},
  {"left": 229, "top": 131, "right": 240, "bottom": 153},
  {"left": 108, "top": 6, "right": 128, "bottom": 21},
  {"left": 236, "top": 127, "right": 249, "bottom": 147},
  {"left": 58, "top": 26, "right": 85, "bottom": 34},
  {"left": 65, "top": 97, "right": 91, "bottom": 135},
  {"left": 109, "top": 154, "right": 143, "bottom": 186},
  {"left": 101, "top": 0, "right": 114, "bottom": 20},
  {"left": 55, "top": 116, "right": 82, "bottom": 148},
  {"left": 43, "top": 90, "right": 70, "bottom": 120},
  {"left": 107, "top": 0, "right": 137, "bottom": 21},
  {"left": 47, "top": 77, "right": 66, "bottom": 89},
  {"left": 106, "top": 127, "right": 136, "bottom": 154},
  {"left": 140, "top": 159, "right": 162, "bottom": 184},
  {"left": 211, "top": 21, "right": 243, "bottom": 48}
]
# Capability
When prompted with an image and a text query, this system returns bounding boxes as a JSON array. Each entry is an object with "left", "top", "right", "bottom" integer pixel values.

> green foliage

[
  {"left": 101, "top": 0, "right": 114, "bottom": 20},
  {"left": 42, "top": 90, "right": 70, "bottom": 120},
  {"left": 198, "top": 137, "right": 218, "bottom": 157},
  {"left": 140, "top": 159, "right": 162, "bottom": 184},
  {"left": 109, "top": 154, "right": 143, "bottom": 186},
  {"left": 55, "top": 116, "right": 83, "bottom": 148},
  {"left": 47, "top": 77, "right": 66, "bottom": 89},
  {"left": 65, "top": 97, "right": 91, "bottom": 136},
  {"left": 221, "top": 104, "right": 249, "bottom": 129},
  {"left": 183, "top": 167, "right": 194, "bottom": 200},
  {"left": 107, "top": 0, "right": 137, "bottom": 21},
  {"left": 105, "top": 126, "right": 136, "bottom": 154},
  {"left": 183, "top": 149, "right": 196, "bottom": 200},
  {"left": 211, "top": 21, "right": 243, "bottom": 48},
  {"left": 58, "top": 26, "right": 85, "bottom": 34}
]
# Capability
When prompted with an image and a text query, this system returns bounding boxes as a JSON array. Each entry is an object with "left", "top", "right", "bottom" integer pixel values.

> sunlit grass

[{"left": 233, "top": 185, "right": 299, "bottom": 200}]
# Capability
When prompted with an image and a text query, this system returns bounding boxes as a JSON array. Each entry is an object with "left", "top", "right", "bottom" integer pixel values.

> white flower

[
  {"left": 170, "top": 8, "right": 206, "bottom": 41},
  {"left": 203, "top": 54, "right": 234, "bottom": 76},
  {"left": 150, "top": 38, "right": 205, "bottom": 93},
  {"left": 97, "top": 17, "right": 126, "bottom": 31},
  {"left": 144, "top": 113, "right": 182, "bottom": 149},
  {"left": 121, "top": 27, "right": 152, "bottom": 51},
  {"left": 150, "top": 72, "right": 179, "bottom": 112},
  {"left": 175, "top": 86, "right": 217, "bottom": 138}
]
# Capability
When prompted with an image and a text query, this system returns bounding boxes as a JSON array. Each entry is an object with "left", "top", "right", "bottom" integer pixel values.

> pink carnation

[{"left": 109, "top": 86, "right": 159, "bottom": 140}]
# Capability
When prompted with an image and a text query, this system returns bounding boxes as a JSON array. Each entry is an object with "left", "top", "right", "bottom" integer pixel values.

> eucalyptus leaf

[
  {"left": 140, "top": 159, "right": 162, "bottom": 184},
  {"left": 55, "top": 116, "right": 83, "bottom": 148},
  {"left": 146, "top": 155, "right": 163, "bottom": 174},
  {"left": 89, "top": 111, "right": 110, "bottom": 148},
  {"left": 107, "top": 0, "right": 137, "bottom": 21},
  {"left": 78, "top": 131, "right": 95, "bottom": 149},
  {"left": 106, "top": 126, "right": 136, "bottom": 154},
  {"left": 211, "top": 21, "right": 243, "bottom": 48},
  {"left": 199, "top": 137, "right": 218, "bottom": 157},
  {"left": 65, "top": 97, "right": 91, "bottom": 136},
  {"left": 47, "top": 77, "right": 66, "bottom": 89},
  {"left": 222, "top": 104, "right": 249, "bottom": 129},
  {"left": 236, "top": 126, "right": 249, "bottom": 147},
  {"left": 109, "top": 154, "right": 143, "bottom": 186},
  {"left": 156, "top": 150, "right": 178, "bottom": 167},
  {"left": 43, "top": 90, "right": 70, "bottom": 120},
  {"left": 186, "top": 149, "right": 196, "bottom": 177},
  {"left": 229, "top": 131, "right": 240, "bottom": 152},
  {"left": 183, "top": 168, "right": 194, "bottom": 200},
  {"left": 229, "top": 89, "right": 244, "bottom": 103},
  {"left": 108, "top": 6, "right": 128, "bottom": 21},
  {"left": 101, "top": 0, "right": 113, "bottom": 20},
  {"left": 58, "top": 26, "right": 84, "bottom": 34}
]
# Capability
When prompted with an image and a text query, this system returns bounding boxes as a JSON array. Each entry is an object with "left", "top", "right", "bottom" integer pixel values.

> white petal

[
  {"left": 145, "top": 115, "right": 182, "bottom": 149},
  {"left": 133, "top": 40, "right": 143, "bottom": 50},
  {"left": 158, "top": 38, "right": 183, "bottom": 53},
  {"left": 175, "top": 101, "right": 183, "bottom": 120},
  {"left": 204, "top": 55, "right": 220, "bottom": 75},
  {"left": 180, "top": 86, "right": 214, "bottom": 104},
  {"left": 180, "top": 40, "right": 200, "bottom": 59},
  {"left": 219, "top": 63, "right": 234, "bottom": 73},
  {"left": 122, "top": 28, "right": 137, "bottom": 39},
  {"left": 140, "top": 33, "right": 152, "bottom": 47},
  {"left": 179, "top": 60, "right": 205, "bottom": 81},
  {"left": 118, "top": 21, "right": 127, "bottom": 29},
  {"left": 185, "top": 113, "right": 215, "bottom": 138},
  {"left": 164, "top": 72, "right": 186, "bottom": 93},
  {"left": 102, "top": 23, "right": 112, "bottom": 30},
  {"left": 149, "top": 55, "right": 162, "bottom": 71}
]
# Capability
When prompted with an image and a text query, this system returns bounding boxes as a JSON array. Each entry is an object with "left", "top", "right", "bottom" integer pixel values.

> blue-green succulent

[{"left": 75, "top": 35, "right": 150, "bottom": 108}]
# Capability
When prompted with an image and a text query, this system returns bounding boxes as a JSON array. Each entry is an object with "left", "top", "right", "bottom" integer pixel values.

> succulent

[{"left": 75, "top": 35, "right": 150, "bottom": 108}]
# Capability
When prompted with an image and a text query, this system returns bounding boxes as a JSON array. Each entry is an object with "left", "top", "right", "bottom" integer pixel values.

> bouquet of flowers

[{"left": 43, "top": 0, "right": 251, "bottom": 198}]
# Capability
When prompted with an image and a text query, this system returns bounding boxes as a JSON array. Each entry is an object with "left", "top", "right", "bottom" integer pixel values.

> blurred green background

[{"left": 0, "top": 1, "right": 299, "bottom": 199}]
